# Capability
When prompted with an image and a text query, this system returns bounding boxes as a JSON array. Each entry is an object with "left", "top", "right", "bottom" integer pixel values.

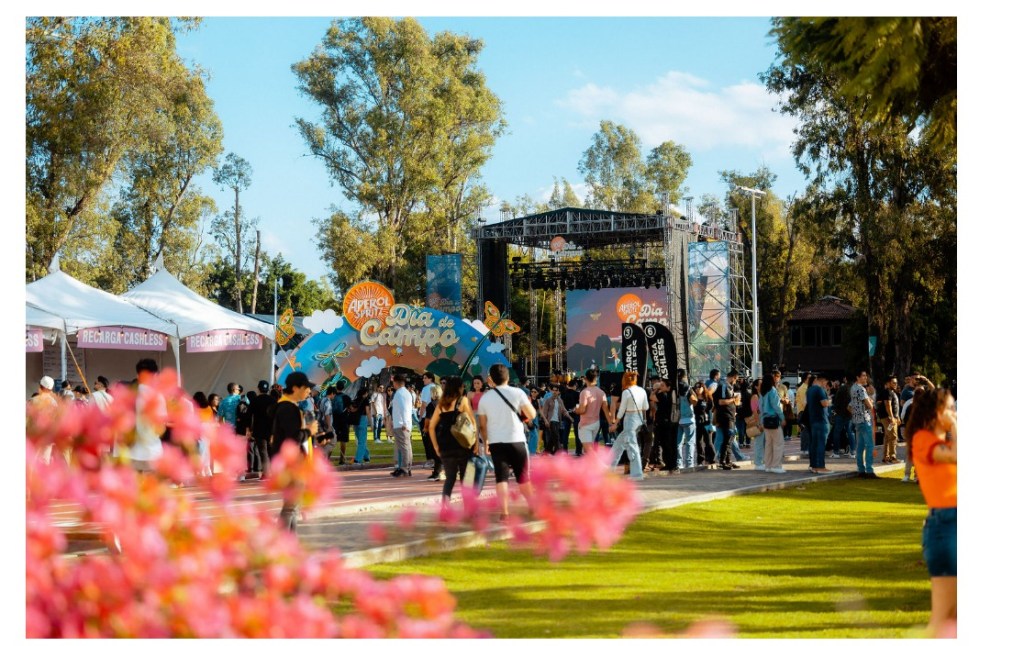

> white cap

[{"left": 39, "top": 376, "right": 54, "bottom": 390}]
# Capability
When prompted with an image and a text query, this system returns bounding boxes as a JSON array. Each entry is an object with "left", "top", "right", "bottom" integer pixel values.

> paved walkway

[{"left": 59, "top": 438, "right": 910, "bottom": 565}]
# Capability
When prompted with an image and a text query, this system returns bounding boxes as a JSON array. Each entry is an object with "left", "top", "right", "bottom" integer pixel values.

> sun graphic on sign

[{"left": 342, "top": 281, "right": 395, "bottom": 331}]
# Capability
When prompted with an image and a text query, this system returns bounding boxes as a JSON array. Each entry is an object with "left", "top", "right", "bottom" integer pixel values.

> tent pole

[
  {"left": 60, "top": 332, "right": 67, "bottom": 383},
  {"left": 172, "top": 337, "right": 181, "bottom": 387}
]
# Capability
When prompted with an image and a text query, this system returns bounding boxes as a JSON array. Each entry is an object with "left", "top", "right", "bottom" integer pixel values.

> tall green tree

[
  {"left": 764, "top": 26, "right": 957, "bottom": 381},
  {"left": 293, "top": 17, "right": 505, "bottom": 291},
  {"left": 770, "top": 17, "right": 956, "bottom": 156},
  {"left": 212, "top": 153, "right": 256, "bottom": 312},
  {"left": 578, "top": 121, "right": 691, "bottom": 213},
  {"left": 25, "top": 17, "right": 207, "bottom": 280}
]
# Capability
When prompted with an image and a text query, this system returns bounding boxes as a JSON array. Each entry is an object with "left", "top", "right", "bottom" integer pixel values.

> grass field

[{"left": 365, "top": 471, "right": 934, "bottom": 638}]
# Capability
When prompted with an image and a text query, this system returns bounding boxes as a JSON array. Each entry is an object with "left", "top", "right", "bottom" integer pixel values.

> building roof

[{"left": 788, "top": 296, "right": 857, "bottom": 322}]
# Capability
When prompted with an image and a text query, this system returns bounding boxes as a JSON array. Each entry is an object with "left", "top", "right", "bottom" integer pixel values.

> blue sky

[{"left": 175, "top": 16, "right": 804, "bottom": 282}]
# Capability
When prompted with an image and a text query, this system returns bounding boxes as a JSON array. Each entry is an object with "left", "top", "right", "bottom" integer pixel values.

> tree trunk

[{"left": 250, "top": 230, "right": 261, "bottom": 314}]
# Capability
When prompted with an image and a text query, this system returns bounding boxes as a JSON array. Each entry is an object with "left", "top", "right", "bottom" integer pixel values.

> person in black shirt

[
  {"left": 715, "top": 369, "right": 742, "bottom": 470},
  {"left": 271, "top": 372, "right": 316, "bottom": 532},
  {"left": 250, "top": 381, "right": 277, "bottom": 479},
  {"left": 651, "top": 378, "right": 677, "bottom": 472},
  {"left": 427, "top": 377, "right": 477, "bottom": 504},
  {"left": 692, "top": 381, "right": 715, "bottom": 466},
  {"left": 560, "top": 380, "right": 582, "bottom": 456}
]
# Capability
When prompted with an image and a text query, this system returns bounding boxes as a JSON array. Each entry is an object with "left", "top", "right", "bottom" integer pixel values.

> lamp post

[
  {"left": 270, "top": 276, "right": 282, "bottom": 385},
  {"left": 737, "top": 186, "right": 765, "bottom": 379}
]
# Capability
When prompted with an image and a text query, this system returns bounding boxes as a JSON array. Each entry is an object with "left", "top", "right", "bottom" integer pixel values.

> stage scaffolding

[{"left": 473, "top": 205, "right": 754, "bottom": 381}]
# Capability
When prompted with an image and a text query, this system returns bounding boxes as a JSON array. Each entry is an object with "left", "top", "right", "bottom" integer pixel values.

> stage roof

[{"left": 474, "top": 207, "right": 677, "bottom": 249}]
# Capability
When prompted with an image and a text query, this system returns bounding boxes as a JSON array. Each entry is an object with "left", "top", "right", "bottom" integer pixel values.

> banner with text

[
  {"left": 621, "top": 323, "right": 648, "bottom": 386},
  {"left": 426, "top": 254, "right": 463, "bottom": 316},
  {"left": 77, "top": 326, "right": 168, "bottom": 351},
  {"left": 186, "top": 329, "right": 264, "bottom": 353},
  {"left": 26, "top": 327, "right": 43, "bottom": 353},
  {"left": 643, "top": 321, "right": 677, "bottom": 388}
]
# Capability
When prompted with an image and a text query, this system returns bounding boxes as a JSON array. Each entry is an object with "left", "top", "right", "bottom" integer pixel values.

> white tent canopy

[
  {"left": 26, "top": 303, "right": 66, "bottom": 333},
  {"left": 123, "top": 261, "right": 273, "bottom": 340}
]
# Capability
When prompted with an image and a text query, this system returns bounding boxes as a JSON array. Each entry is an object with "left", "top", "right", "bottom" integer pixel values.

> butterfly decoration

[
  {"left": 589, "top": 312, "right": 602, "bottom": 321},
  {"left": 314, "top": 342, "right": 350, "bottom": 374},
  {"left": 483, "top": 300, "right": 521, "bottom": 336},
  {"left": 275, "top": 308, "right": 296, "bottom": 346},
  {"left": 391, "top": 346, "right": 403, "bottom": 356}
]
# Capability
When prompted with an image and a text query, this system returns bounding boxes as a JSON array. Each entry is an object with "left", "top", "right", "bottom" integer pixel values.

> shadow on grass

[{"left": 367, "top": 472, "right": 932, "bottom": 638}]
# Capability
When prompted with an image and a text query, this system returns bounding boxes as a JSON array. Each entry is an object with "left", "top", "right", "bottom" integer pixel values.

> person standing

[
  {"left": 351, "top": 386, "right": 372, "bottom": 465},
  {"left": 831, "top": 376, "right": 853, "bottom": 458},
  {"left": 795, "top": 372, "right": 812, "bottom": 458},
  {"left": 541, "top": 384, "right": 573, "bottom": 454},
  {"left": 217, "top": 383, "right": 242, "bottom": 429},
  {"left": 526, "top": 387, "right": 542, "bottom": 455},
  {"left": 389, "top": 373, "right": 415, "bottom": 477},
  {"left": 129, "top": 359, "right": 165, "bottom": 473},
  {"left": 850, "top": 370, "right": 878, "bottom": 478},
  {"left": 651, "top": 378, "right": 677, "bottom": 472},
  {"left": 250, "top": 380, "right": 277, "bottom": 479},
  {"left": 609, "top": 371, "right": 647, "bottom": 480},
  {"left": 270, "top": 372, "right": 316, "bottom": 532},
  {"left": 905, "top": 387, "right": 957, "bottom": 636},
  {"left": 314, "top": 387, "right": 337, "bottom": 459},
  {"left": 419, "top": 373, "right": 442, "bottom": 478},
  {"left": 881, "top": 376, "right": 902, "bottom": 463},
  {"left": 748, "top": 377, "right": 765, "bottom": 470},
  {"left": 91, "top": 375, "right": 113, "bottom": 412},
  {"left": 806, "top": 374, "right": 832, "bottom": 474},
  {"left": 760, "top": 371, "right": 787, "bottom": 474},
  {"left": 427, "top": 377, "right": 477, "bottom": 506},
  {"left": 477, "top": 364, "right": 537, "bottom": 519},
  {"left": 370, "top": 383, "right": 387, "bottom": 443},
  {"left": 575, "top": 369, "right": 611, "bottom": 455},
  {"left": 714, "top": 369, "right": 742, "bottom": 470},
  {"left": 691, "top": 382, "right": 715, "bottom": 467},
  {"left": 676, "top": 372, "right": 698, "bottom": 469}
]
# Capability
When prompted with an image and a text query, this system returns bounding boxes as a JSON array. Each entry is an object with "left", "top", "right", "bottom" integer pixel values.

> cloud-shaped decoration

[
  {"left": 464, "top": 318, "right": 490, "bottom": 335},
  {"left": 486, "top": 341, "right": 505, "bottom": 354},
  {"left": 356, "top": 356, "right": 388, "bottom": 378},
  {"left": 471, "top": 356, "right": 480, "bottom": 366},
  {"left": 303, "top": 309, "right": 343, "bottom": 334}
]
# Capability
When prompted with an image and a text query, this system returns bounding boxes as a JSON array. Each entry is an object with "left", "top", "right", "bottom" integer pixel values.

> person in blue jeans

[
  {"left": 849, "top": 369, "right": 878, "bottom": 478},
  {"left": 676, "top": 376, "right": 697, "bottom": 469},
  {"left": 805, "top": 374, "right": 832, "bottom": 473},
  {"left": 352, "top": 387, "right": 372, "bottom": 463}
]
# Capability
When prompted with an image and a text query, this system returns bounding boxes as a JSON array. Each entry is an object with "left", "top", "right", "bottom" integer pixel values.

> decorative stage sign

[
  {"left": 565, "top": 287, "right": 668, "bottom": 373},
  {"left": 77, "top": 326, "right": 167, "bottom": 351},
  {"left": 186, "top": 329, "right": 263, "bottom": 353},
  {"left": 26, "top": 327, "right": 43, "bottom": 353},
  {"left": 426, "top": 254, "right": 463, "bottom": 316},
  {"left": 279, "top": 283, "right": 512, "bottom": 390},
  {"left": 687, "top": 241, "right": 730, "bottom": 380}
]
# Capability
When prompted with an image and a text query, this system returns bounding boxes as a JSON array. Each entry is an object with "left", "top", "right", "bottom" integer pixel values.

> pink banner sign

[
  {"left": 77, "top": 327, "right": 168, "bottom": 351},
  {"left": 186, "top": 329, "right": 264, "bottom": 353},
  {"left": 26, "top": 327, "right": 43, "bottom": 353}
]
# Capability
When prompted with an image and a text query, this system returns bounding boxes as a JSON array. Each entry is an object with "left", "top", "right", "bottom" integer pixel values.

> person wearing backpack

[{"left": 427, "top": 377, "right": 477, "bottom": 506}]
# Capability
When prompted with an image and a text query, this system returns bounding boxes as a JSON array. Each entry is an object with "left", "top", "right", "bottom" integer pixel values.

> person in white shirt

[
  {"left": 370, "top": 384, "right": 388, "bottom": 442},
  {"left": 609, "top": 371, "right": 648, "bottom": 481},
  {"left": 389, "top": 373, "right": 415, "bottom": 477},
  {"left": 91, "top": 375, "right": 113, "bottom": 412},
  {"left": 477, "top": 364, "right": 537, "bottom": 520},
  {"left": 129, "top": 358, "right": 165, "bottom": 472}
]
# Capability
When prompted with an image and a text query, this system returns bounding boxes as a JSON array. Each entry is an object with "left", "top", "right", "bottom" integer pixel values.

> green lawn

[{"left": 365, "top": 472, "right": 934, "bottom": 638}]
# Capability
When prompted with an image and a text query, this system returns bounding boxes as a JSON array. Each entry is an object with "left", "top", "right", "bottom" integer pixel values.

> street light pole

[
  {"left": 737, "top": 186, "right": 765, "bottom": 379},
  {"left": 270, "top": 276, "right": 281, "bottom": 385}
]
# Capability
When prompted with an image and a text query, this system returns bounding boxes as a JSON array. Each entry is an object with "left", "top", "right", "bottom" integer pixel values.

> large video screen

[
  {"left": 687, "top": 241, "right": 730, "bottom": 379},
  {"left": 565, "top": 287, "right": 668, "bottom": 375}
]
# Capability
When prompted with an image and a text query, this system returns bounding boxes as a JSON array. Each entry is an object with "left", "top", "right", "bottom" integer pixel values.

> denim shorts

[{"left": 922, "top": 507, "right": 957, "bottom": 577}]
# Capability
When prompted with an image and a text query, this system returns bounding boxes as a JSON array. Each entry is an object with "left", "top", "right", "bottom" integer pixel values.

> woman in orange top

[{"left": 905, "top": 387, "right": 957, "bottom": 637}]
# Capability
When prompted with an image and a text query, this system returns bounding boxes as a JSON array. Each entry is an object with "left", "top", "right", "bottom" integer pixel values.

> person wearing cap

[
  {"left": 31, "top": 376, "right": 59, "bottom": 463},
  {"left": 271, "top": 372, "right": 317, "bottom": 531}
]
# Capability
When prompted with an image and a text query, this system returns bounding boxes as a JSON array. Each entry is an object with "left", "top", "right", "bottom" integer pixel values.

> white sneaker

[
  {"left": 901, "top": 475, "right": 910, "bottom": 482},
  {"left": 754, "top": 465, "right": 766, "bottom": 471},
  {"left": 830, "top": 453, "right": 841, "bottom": 459},
  {"left": 769, "top": 467, "right": 787, "bottom": 474},
  {"left": 374, "top": 439, "right": 382, "bottom": 444}
]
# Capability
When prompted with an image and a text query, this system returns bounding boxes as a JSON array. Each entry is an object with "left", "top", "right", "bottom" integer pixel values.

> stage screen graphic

[
  {"left": 566, "top": 287, "right": 668, "bottom": 375},
  {"left": 687, "top": 241, "right": 730, "bottom": 379},
  {"left": 426, "top": 254, "right": 462, "bottom": 316}
]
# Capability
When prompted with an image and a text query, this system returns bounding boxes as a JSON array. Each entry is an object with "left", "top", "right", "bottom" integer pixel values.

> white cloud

[
  {"left": 557, "top": 71, "right": 797, "bottom": 153},
  {"left": 303, "top": 309, "right": 343, "bottom": 334},
  {"left": 486, "top": 341, "right": 505, "bottom": 354},
  {"left": 464, "top": 319, "right": 491, "bottom": 335},
  {"left": 356, "top": 356, "right": 388, "bottom": 378}
]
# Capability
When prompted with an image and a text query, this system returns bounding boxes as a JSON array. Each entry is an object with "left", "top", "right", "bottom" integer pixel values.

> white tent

[
  {"left": 25, "top": 265, "right": 181, "bottom": 398},
  {"left": 122, "top": 260, "right": 275, "bottom": 398}
]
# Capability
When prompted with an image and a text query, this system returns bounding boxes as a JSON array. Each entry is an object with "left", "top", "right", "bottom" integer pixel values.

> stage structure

[{"left": 473, "top": 204, "right": 756, "bottom": 381}]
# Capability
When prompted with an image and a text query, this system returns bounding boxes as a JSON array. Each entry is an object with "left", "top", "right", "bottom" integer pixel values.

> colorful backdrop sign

[
  {"left": 278, "top": 282, "right": 511, "bottom": 390},
  {"left": 76, "top": 326, "right": 168, "bottom": 351},
  {"left": 687, "top": 241, "right": 730, "bottom": 379},
  {"left": 426, "top": 254, "right": 463, "bottom": 316},
  {"left": 186, "top": 329, "right": 263, "bottom": 353},
  {"left": 26, "top": 327, "right": 43, "bottom": 353},
  {"left": 643, "top": 321, "right": 677, "bottom": 387},
  {"left": 565, "top": 287, "right": 668, "bottom": 373}
]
